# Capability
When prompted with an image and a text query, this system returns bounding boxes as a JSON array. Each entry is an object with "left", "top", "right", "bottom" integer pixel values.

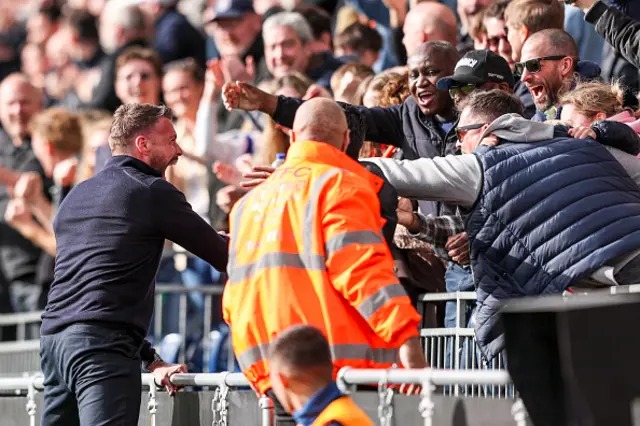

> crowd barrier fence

[{"left": 0, "top": 369, "right": 528, "bottom": 426}]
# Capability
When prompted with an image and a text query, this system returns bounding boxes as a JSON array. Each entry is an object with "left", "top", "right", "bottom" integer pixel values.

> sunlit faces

[
  {"left": 162, "top": 69, "right": 204, "bottom": 119},
  {"left": 407, "top": 49, "right": 455, "bottom": 116},
  {"left": 0, "top": 79, "right": 40, "bottom": 140},
  {"left": 264, "top": 26, "right": 311, "bottom": 78},
  {"left": 115, "top": 59, "right": 161, "bottom": 105}
]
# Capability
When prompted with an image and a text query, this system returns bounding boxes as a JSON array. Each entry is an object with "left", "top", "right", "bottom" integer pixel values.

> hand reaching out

[
  {"left": 222, "top": 81, "right": 265, "bottom": 111},
  {"left": 240, "top": 165, "right": 275, "bottom": 189},
  {"left": 213, "top": 161, "right": 243, "bottom": 186}
]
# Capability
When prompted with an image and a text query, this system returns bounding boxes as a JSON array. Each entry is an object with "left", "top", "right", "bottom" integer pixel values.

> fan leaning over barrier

[{"left": 365, "top": 89, "right": 640, "bottom": 363}]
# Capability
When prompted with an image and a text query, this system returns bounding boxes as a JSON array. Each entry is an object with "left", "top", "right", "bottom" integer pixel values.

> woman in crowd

[{"left": 559, "top": 80, "right": 640, "bottom": 134}]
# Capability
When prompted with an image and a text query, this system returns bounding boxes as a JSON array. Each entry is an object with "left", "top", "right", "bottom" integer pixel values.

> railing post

[
  {"left": 26, "top": 374, "right": 39, "bottom": 426},
  {"left": 511, "top": 398, "right": 528, "bottom": 426},
  {"left": 147, "top": 378, "right": 158, "bottom": 426},
  {"left": 259, "top": 395, "right": 273, "bottom": 426},
  {"left": 419, "top": 378, "right": 434, "bottom": 426},
  {"left": 211, "top": 372, "right": 230, "bottom": 426}
]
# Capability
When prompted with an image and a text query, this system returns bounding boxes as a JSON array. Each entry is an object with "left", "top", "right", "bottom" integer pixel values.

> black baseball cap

[
  {"left": 208, "top": 0, "right": 254, "bottom": 22},
  {"left": 437, "top": 49, "right": 515, "bottom": 90}
]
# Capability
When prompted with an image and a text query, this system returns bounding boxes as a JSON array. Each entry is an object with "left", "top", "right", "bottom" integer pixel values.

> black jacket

[
  {"left": 42, "top": 156, "right": 228, "bottom": 360},
  {"left": 586, "top": 1, "right": 640, "bottom": 70}
]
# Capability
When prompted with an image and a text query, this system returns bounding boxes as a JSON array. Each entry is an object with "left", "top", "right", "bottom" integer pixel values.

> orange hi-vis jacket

[
  {"left": 310, "top": 395, "right": 374, "bottom": 426},
  {"left": 223, "top": 141, "right": 422, "bottom": 396}
]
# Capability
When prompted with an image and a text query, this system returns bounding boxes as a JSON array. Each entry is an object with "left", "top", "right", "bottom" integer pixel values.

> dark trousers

[{"left": 40, "top": 323, "right": 143, "bottom": 426}]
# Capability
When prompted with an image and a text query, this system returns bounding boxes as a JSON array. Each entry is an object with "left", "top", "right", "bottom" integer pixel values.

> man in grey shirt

[{"left": 365, "top": 89, "right": 640, "bottom": 360}]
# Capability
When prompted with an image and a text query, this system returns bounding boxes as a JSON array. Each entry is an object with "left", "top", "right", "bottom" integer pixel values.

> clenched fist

[
  {"left": 14, "top": 172, "right": 43, "bottom": 204},
  {"left": 222, "top": 81, "right": 266, "bottom": 112},
  {"left": 4, "top": 198, "right": 35, "bottom": 228}
]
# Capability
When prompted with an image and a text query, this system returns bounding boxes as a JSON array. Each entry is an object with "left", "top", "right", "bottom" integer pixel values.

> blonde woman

[{"left": 559, "top": 80, "right": 640, "bottom": 134}]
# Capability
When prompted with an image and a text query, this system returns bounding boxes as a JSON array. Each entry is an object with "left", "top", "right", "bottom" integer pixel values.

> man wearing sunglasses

[
  {"left": 515, "top": 28, "right": 601, "bottom": 122},
  {"left": 436, "top": 49, "right": 515, "bottom": 105},
  {"left": 364, "top": 89, "right": 640, "bottom": 362}
]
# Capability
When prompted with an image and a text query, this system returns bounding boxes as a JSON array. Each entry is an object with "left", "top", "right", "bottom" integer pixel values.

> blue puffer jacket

[{"left": 468, "top": 138, "right": 640, "bottom": 360}]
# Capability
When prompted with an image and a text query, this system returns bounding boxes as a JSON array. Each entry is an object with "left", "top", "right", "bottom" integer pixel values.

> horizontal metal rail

[
  {"left": 0, "top": 369, "right": 513, "bottom": 392},
  {"left": 336, "top": 368, "right": 511, "bottom": 389}
]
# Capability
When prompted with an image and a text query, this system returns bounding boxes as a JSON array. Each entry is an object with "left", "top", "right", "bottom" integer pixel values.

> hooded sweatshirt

[{"left": 364, "top": 114, "right": 640, "bottom": 285}]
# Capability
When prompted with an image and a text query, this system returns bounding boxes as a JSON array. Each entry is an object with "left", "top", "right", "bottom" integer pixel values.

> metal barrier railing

[
  {"left": 0, "top": 368, "right": 527, "bottom": 426},
  {"left": 418, "top": 291, "right": 514, "bottom": 398}
]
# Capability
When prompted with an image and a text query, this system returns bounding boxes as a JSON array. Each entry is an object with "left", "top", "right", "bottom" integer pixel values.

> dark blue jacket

[
  {"left": 532, "top": 61, "right": 603, "bottom": 122},
  {"left": 468, "top": 138, "right": 640, "bottom": 360},
  {"left": 155, "top": 8, "right": 206, "bottom": 68},
  {"left": 292, "top": 382, "right": 347, "bottom": 426},
  {"left": 42, "top": 156, "right": 229, "bottom": 357}
]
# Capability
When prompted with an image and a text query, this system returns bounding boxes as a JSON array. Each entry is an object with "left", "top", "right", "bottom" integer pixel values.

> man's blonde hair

[
  {"left": 30, "top": 108, "right": 84, "bottom": 154},
  {"left": 504, "top": 0, "right": 564, "bottom": 32}
]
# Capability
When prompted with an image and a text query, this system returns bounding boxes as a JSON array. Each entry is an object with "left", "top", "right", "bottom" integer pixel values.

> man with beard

[
  {"left": 39, "top": 104, "right": 229, "bottom": 426},
  {"left": 517, "top": 29, "right": 601, "bottom": 121}
]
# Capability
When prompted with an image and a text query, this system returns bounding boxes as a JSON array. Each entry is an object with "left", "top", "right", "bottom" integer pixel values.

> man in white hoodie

[{"left": 364, "top": 89, "right": 640, "bottom": 361}]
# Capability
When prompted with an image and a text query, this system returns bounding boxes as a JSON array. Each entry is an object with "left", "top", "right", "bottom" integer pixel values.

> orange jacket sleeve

[{"left": 321, "top": 175, "right": 421, "bottom": 344}]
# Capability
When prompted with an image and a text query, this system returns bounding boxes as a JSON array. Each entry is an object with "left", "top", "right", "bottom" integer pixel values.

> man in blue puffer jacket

[{"left": 364, "top": 89, "right": 640, "bottom": 361}]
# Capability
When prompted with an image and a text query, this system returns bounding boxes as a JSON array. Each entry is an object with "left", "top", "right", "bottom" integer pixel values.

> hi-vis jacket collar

[{"left": 286, "top": 141, "right": 384, "bottom": 194}]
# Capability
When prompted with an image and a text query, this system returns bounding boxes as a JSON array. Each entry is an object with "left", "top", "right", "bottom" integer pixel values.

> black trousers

[{"left": 40, "top": 323, "right": 143, "bottom": 426}]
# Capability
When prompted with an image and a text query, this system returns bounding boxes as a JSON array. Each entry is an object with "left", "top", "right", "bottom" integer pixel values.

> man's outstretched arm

[
  {"left": 221, "top": 81, "right": 406, "bottom": 149},
  {"left": 362, "top": 155, "right": 483, "bottom": 209}
]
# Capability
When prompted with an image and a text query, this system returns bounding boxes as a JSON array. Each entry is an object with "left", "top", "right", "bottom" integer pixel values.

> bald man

[
  {"left": 223, "top": 98, "right": 426, "bottom": 426},
  {"left": 517, "top": 29, "right": 601, "bottom": 121},
  {"left": 402, "top": 2, "right": 458, "bottom": 57},
  {"left": 0, "top": 73, "right": 52, "bottom": 322}
]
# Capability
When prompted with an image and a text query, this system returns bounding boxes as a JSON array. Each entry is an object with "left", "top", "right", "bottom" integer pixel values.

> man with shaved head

[
  {"left": 516, "top": 29, "right": 601, "bottom": 121},
  {"left": 401, "top": 2, "right": 458, "bottom": 57},
  {"left": 223, "top": 98, "right": 427, "bottom": 425},
  {"left": 0, "top": 73, "right": 52, "bottom": 321}
]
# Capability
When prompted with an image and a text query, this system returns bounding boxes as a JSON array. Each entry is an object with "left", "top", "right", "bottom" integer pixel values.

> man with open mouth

[{"left": 516, "top": 28, "right": 601, "bottom": 122}]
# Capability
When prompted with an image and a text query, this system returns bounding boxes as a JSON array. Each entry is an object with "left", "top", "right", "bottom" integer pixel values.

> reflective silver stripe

[
  {"left": 227, "top": 194, "right": 252, "bottom": 274},
  {"left": 303, "top": 169, "right": 342, "bottom": 257},
  {"left": 227, "top": 252, "right": 326, "bottom": 285},
  {"left": 356, "top": 283, "right": 408, "bottom": 320},
  {"left": 237, "top": 342, "right": 398, "bottom": 368},
  {"left": 237, "top": 342, "right": 270, "bottom": 370},
  {"left": 331, "top": 344, "right": 398, "bottom": 364},
  {"left": 325, "top": 230, "right": 383, "bottom": 257}
]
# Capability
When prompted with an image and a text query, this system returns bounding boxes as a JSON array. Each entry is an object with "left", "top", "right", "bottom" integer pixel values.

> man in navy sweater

[{"left": 40, "top": 103, "right": 229, "bottom": 426}]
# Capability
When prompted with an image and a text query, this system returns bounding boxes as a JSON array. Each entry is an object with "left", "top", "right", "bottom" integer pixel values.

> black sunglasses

[
  {"left": 455, "top": 123, "right": 484, "bottom": 141},
  {"left": 449, "top": 84, "right": 477, "bottom": 99},
  {"left": 514, "top": 55, "right": 566, "bottom": 77}
]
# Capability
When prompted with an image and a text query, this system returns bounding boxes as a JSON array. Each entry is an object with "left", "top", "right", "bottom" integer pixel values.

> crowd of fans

[{"left": 1, "top": 0, "right": 640, "bottom": 367}]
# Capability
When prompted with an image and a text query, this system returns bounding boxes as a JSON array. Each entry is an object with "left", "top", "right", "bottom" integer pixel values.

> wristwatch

[{"left": 143, "top": 351, "right": 164, "bottom": 372}]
